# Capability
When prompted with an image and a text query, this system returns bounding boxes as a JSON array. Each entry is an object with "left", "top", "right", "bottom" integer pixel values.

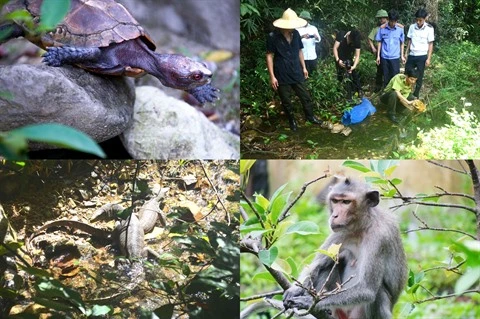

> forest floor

[{"left": 0, "top": 161, "right": 239, "bottom": 318}]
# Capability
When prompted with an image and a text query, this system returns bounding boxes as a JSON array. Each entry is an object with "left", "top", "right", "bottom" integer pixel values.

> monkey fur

[{"left": 283, "top": 177, "right": 407, "bottom": 319}]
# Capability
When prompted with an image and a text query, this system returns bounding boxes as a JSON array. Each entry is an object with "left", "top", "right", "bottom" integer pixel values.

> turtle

[{"left": 0, "top": 0, "right": 218, "bottom": 104}]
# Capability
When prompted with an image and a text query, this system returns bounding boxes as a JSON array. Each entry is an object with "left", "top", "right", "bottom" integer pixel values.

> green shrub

[{"left": 404, "top": 104, "right": 480, "bottom": 159}]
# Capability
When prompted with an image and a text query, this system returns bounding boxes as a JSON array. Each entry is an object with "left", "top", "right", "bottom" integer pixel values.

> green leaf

[
  {"left": 255, "top": 194, "right": 270, "bottom": 211},
  {"left": 240, "top": 160, "right": 256, "bottom": 174},
  {"left": 39, "top": 0, "right": 71, "bottom": 30},
  {"left": 252, "top": 271, "right": 276, "bottom": 282},
  {"left": 0, "top": 131, "right": 28, "bottom": 159},
  {"left": 383, "top": 163, "right": 398, "bottom": 176},
  {"left": 6, "top": 123, "right": 106, "bottom": 158},
  {"left": 271, "top": 257, "right": 292, "bottom": 274},
  {"left": 89, "top": 305, "right": 112, "bottom": 316},
  {"left": 258, "top": 246, "right": 278, "bottom": 267},
  {"left": 32, "top": 296, "right": 77, "bottom": 312},
  {"left": 154, "top": 304, "right": 174, "bottom": 319},
  {"left": 383, "top": 189, "right": 397, "bottom": 197},
  {"left": 268, "top": 183, "right": 288, "bottom": 210},
  {"left": 285, "top": 221, "right": 319, "bottom": 235},
  {"left": 270, "top": 192, "right": 291, "bottom": 224},
  {"left": 343, "top": 160, "right": 371, "bottom": 173},
  {"left": 390, "top": 178, "right": 402, "bottom": 185},
  {"left": 455, "top": 267, "right": 480, "bottom": 294},
  {"left": 407, "top": 269, "right": 415, "bottom": 287}
]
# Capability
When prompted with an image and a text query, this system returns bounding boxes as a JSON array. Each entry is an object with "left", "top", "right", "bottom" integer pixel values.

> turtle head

[{"left": 153, "top": 54, "right": 212, "bottom": 90}]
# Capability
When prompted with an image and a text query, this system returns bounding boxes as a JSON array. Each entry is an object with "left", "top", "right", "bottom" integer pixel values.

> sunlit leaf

[
  {"left": 285, "top": 221, "right": 319, "bottom": 235},
  {"left": 270, "top": 191, "right": 291, "bottom": 224},
  {"left": 455, "top": 267, "right": 480, "bottom": 294},
  {"left": 255, "top": 194, "right": 270, "bottom": 211},
  {"left": 89, "top": 305, "right": 112, "bottom": 316},
  {"left": 343, "top": 160, "right": 371, "bottom": 172},
  {"left": 240, "top": 159, "right": 256, "bottom": 174},
  {"left": 390, "top": 178, "right": 402, "bottom": 185}
]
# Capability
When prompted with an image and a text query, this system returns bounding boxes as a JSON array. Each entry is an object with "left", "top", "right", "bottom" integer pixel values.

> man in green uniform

[
  {"left": 380, "top": 68, "right": 419, "bottom": 123},
  {"left": 367, "top": 9, "right": 388, "bottom": 92}
]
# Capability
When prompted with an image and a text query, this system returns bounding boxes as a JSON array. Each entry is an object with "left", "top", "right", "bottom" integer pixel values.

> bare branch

[
  {"left": 240, "top": 206, "right": 249, "bottom": 222},
  {"left": 241, "top": 190, "right": 266, "bottom": 229},
  {"left": 199, "top": 161, "right": 230, "bottom": 224},
  {"left": 405, "top": 227, "right": 476, "bottom": 240},
  {"left": 391, "top": 201, "right": 477, "bottom": 215},
  {"left": 427, "top": 160, "right": 470, "bottom": 175},
  {"left": 423, "top": 260, "right": 466, "bottom": 276},
  {"left": 240, "top": 290, "right": 283, "bottom": 302},
  {"left": 278, "top": 174, "right": 328, "bottom": 223},
  {"left": 414, "top": 289, "right": 480, "bottom": 304}
]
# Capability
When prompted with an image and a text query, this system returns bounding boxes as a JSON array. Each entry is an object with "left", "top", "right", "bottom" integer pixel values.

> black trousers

[
  {"left": 380, "top": 91, "right": 414, "bottom": 115},
  {"left": 336, "top": 65, "right": 361, "bottom": 100},
  {"left": 277, "top": 83, "right": 315, "bottom": 119},
  {"left": 305, "top": 59, "right": 318, "bottom": 76},
  {"left": 405, "top": 54, "right": 428, "bottom": 97},
  {"left": 381, "top": 58, "right": 400, "bottom": 88},
  {"left": 375, "top": 60, "right": 383, "bottom": 91}
]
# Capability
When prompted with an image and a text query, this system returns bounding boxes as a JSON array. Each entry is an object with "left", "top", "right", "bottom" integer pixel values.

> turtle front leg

[
  {"left": 187, "top": 84, "right": 219, "bottom": 104},
  {"left": 43, "top": 46, "right": 101, "bottom": 67}
]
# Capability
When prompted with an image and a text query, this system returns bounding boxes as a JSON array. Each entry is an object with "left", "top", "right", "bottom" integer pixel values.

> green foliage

[
  {"left": 404, "top": 106, "right": 480, "bottom": 159},
  {"left": 430, "top": 41, "right": 480, "bottom": 106},
  {"left": 306, "top": 60, "right": 346, "bottom": 119},
  {"left": 0, "top": 123, "right": 106, "bottom": 159},
  {"left": 342, "top": 160, "right": 401, "bottom": 197},
  {"left": 38, "top": 0, "right": 71, "bottom": 31},
  {"left": 176, "top": 221, "right": 240, "bottom": 319}
]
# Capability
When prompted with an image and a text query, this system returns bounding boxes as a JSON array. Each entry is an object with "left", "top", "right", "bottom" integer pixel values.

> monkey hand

[{"left": 283, "top": 286, "right": 313, "bottom": 310}]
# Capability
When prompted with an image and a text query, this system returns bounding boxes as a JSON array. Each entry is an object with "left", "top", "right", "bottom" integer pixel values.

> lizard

[{"left": 27, "top": 188, "right": 168, "bottom": 302}]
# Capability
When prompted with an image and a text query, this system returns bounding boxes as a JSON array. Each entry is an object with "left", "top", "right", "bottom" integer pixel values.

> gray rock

[
  {"left": 119, "top": 0, "right": 240, "bottom": 53},
  {"left": 121, "top": 86, "right": 239, "bottom": 159},
  {"left": 0, "top": 64, "right": 135, "bottom": 146}
]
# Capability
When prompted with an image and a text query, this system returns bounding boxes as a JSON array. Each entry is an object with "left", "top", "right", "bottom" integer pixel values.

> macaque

[{"left": 283, "top": 177, "right": 407, "bottom": 319}]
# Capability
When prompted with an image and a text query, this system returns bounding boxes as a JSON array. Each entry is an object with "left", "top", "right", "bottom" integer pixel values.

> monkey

[{"left": 283, "top": 177, "right": 407, "bottom": 319}]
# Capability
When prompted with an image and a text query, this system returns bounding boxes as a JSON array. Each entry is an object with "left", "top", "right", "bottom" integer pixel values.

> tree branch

[
  {"left": 427, "top": 160, "right": 469, "bottom": 175},
  {"left": 278, "top": 174, "right": 327, "bottom": 223},
  {"left": 390, "top": 201, "right": 477, "bottom": 215},
  {"left": 414, "top": 289, "right": 480, "bottom": 304}
]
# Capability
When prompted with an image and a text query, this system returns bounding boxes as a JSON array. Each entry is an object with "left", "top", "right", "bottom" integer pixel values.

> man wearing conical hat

[{"left": 266, "top": 8, "right": 323, "bottom": 132}]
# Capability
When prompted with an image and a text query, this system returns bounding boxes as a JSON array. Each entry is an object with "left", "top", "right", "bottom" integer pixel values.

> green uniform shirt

[
  {"left": 384, "top": 74, "right": 412, "bottom": 98},
  {"left": 368, "top": 26, "right": 380, "bottom": 42}
]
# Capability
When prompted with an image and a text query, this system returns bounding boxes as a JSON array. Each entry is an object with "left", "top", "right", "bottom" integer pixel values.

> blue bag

[{"left": 341, "top": 97, "right": 376, "bottom": 125}]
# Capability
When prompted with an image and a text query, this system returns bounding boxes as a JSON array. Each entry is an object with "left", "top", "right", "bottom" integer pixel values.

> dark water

[{"left": 242, "top": 108, "right": 421, "bottom": 159}]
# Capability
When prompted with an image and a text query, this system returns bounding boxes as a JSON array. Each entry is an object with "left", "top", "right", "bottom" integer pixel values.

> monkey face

[
  {"left": 329, "top": 196, "right": 357, "bottom": 231},
  {"left": 326, "top": 177, "right": 380, "bottom": 232}
]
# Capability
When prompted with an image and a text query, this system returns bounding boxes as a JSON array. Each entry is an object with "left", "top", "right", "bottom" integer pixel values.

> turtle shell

[{"left": 4, "top": 0, "right": 156, "bottom": 50}]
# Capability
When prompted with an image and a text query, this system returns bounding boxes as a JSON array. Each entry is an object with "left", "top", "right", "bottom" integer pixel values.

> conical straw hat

[{"left": 273, "top": 8, "right": 307, "bottom": 29}]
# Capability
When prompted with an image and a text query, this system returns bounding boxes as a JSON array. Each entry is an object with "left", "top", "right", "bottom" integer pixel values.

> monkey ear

[{"left": 366, "top": 190, "right": 380, "bottom": 207}]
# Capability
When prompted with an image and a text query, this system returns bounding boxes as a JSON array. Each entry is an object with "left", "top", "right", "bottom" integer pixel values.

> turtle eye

[{"left": 192, "top": 73, "right": 203, "bottom": 81}]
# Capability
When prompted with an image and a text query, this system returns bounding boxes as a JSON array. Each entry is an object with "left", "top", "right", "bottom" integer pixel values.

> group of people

[{"left": 265, "top": 7, "right": 434, "bottom": 129}]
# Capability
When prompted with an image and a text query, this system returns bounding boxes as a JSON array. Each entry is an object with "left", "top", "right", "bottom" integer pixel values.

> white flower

[
  {"left": 465, "top": 102, "right": 472, "bottom": 107},
  {"left": 461, "top": 97, "right": 466, "bottom": 101}
]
